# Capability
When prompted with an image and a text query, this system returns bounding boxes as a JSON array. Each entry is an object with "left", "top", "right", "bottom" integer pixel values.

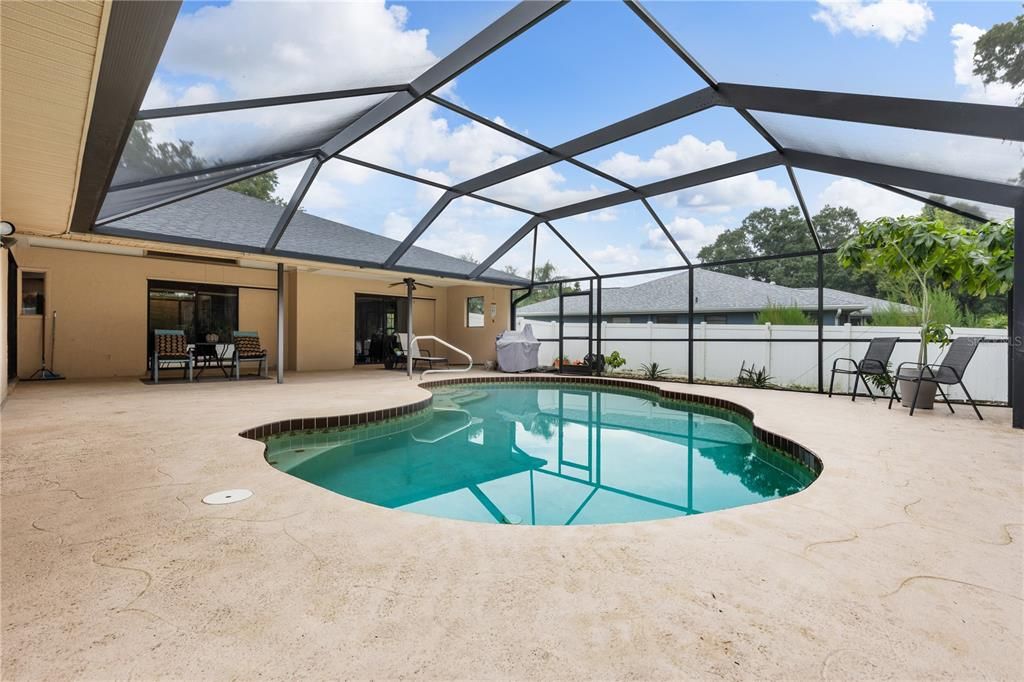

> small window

[
  {"left": 466, "top": 296, "right": 485, "bottom": 328},
  {"left": 610, "top": 316, "right": 630, "bottom": 324},
  {"left": 21, "top": 271, "right": 45, "bottom": 315},
  {"left": 704, "top": 314, "right": 728, "bottom": 324},
  {"left": 655, "top": 314, "right": 678, "bottom": 324}
]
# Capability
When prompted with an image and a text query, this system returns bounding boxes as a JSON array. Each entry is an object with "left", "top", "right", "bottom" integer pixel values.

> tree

[
  {"left": 121, "top": 121, "right": 204, "bottom": 177},
  {"left": 973, "top": 7, "right": 1024, "bottom": 183},
  {"left": 122, "top": 121, "right": 285, "bottom": 204},
  {"left": 973, "top": 7, "right": 1024, "bottom": 103},
  {"left": 838, "top": 215, "right": 1013, "bottom": 363},
  {"left": 226, "top": 173, "right": 286, "bottom": 205},
  {"left": 917, "top": 198, "right": 1009, "bottom": 318},
  {"left": 696, "top": 204, "right": 882, "bottom": 297},
  {"left": 513, "top": 260, "right": 579, "bottom": 307},
  {"left": 457, "top": 253, "right": 479, "bottom": 264}
]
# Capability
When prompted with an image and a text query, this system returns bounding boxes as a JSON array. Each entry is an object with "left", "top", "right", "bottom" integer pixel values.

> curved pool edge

[{"left": 238, "top": 374, "right": 822, "bottom": 479}]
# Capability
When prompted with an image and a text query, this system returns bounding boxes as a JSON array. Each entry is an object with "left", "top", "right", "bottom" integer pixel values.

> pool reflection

[{"left": 269, "top": 384, "right": 813, "bottom": 525}]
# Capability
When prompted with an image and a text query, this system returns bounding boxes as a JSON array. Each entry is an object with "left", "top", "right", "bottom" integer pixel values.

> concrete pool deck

[{"left": 1, "top": 368, "right": 1021, "bottom": 680}]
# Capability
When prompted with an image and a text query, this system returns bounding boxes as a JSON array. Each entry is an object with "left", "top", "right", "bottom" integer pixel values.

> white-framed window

[
  {"left": 21, "top": 271, "right": 45, "bottom": 315},
  {"left": 466, "top": 296, "right": 484, "bottom": 328}
]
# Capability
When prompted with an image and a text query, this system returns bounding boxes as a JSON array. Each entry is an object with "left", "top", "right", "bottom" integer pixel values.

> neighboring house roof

[
  {"left": 102, "top": 189, "right": 527, "bottom": 285},
  {"left": 518, "top": 269, "right": 909, "bottom": 317}
]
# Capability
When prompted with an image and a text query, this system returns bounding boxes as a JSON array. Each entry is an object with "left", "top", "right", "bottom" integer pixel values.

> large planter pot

[{"left": 900, "top": 379, "right": 937, "bottom": 409}]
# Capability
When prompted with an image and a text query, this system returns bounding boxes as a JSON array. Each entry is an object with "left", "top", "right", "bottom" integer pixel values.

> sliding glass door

[{"left": 147, "top": 280, "right": 238, "bottom": 358}]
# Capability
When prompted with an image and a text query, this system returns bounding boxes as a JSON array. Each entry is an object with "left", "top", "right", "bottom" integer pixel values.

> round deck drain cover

[{"left": 202, "top": 489, "right": 253, "bottom": 505}]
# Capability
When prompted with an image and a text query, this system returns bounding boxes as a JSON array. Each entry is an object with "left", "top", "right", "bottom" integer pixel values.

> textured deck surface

[{"left": 2, "top": 368, "right": 1021, "bottom": 680}]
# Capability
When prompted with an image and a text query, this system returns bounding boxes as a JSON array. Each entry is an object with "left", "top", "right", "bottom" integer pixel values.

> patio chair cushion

[
  {"left": 156, "top": 333, "right": 189, "bottom": 358},
  {"left": 235, "top": 335, "right": 265, "bottom": 358}
]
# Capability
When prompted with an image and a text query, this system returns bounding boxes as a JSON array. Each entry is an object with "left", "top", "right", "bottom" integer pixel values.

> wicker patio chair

[
  {"left": 232, "top": 331, "right": 267, "bottom": 379},
  {"left": 152, "top": 329, "right": 193, "bottom": 384}
]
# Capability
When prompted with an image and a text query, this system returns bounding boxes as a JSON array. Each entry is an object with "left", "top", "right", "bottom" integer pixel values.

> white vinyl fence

[{"left": 518, "top": 319, "right": 1009, "bottom": 403}]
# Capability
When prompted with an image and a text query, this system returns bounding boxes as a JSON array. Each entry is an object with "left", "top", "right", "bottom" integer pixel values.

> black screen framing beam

[
  {"left": 319, "top": 1, "right": 565, "bottom": 159},
  {"left": 385, "top": 86, "right": 717, "bottom": 268},
  {"left": 718, "top": 83, "right": 1024, "bottom": 142},
  {"left": 871, "top": 184, "right": 993, "bottom": 224},
  {"left": 137, "top": 84, "right": 411, "bottom": 120},
  {"left": 688, "top": 266, "right": 695, "bottom": 384},
  {"left": 71, "top": 0, "right": 183, "bottom": 233},
  {"left": 546, "top": 222, "right": 599, "bottom": 277},
  {"left": 786, "top": 151, "right": 1024, "bottom": 208},
  {"left": 470, "top": 153, "right": 784, "bottom": 278},
  {"left": 1013, "top": 203, "right": 1023, "bottom": 428},
  {"left": 264, "top": 158, "right": 324, "bottom": 251}
]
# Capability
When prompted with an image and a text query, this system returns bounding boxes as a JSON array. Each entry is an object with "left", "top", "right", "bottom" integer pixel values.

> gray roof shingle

[
  {"left": 518, "top": 269, "right": 908, "bottom": 317},
  {"left": 101, "top": 189, "right": 527, "bottom": 285}
]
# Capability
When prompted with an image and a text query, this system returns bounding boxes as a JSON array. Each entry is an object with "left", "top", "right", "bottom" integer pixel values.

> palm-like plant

[{"left": 639, "top": 362, "right": 671, "bottom": 380}]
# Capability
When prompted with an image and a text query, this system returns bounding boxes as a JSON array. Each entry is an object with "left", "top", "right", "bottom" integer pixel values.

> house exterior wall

[
  {"left": 1, "top": 249, "right": 8, "bottom": 402},
  {"left": 287, "top": 271, "right": 447, "bottom": 372},
  {"left": 11, "top": 244, "right": 278, "bottom": 379},
  {"left": 444, "top": 284, "right": 510, "bottom": 365},
  {"left": 4, "top": 244, "right": 508, "bottom": 380}
]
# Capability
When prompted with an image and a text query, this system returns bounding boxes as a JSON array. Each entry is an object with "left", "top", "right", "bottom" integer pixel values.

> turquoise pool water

[{"left": 264, "top": 383, "right": 816, "bottom": 526}]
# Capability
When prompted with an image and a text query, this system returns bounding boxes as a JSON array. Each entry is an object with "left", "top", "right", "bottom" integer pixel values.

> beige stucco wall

[
  {"left": 444, "top": 284, "right": 510, "bottom": 365},
  {"left": 4, "top": 244, "right": 510, "bottom": 380},
  {"left": 289, "top": 271, "right": 447, "bottom": 372},
  {"left": 11, "top": 244, "right": 277, "bottom": 379},
  {"left": 1, "top": 250, "right": 8, "bottom": 402}
]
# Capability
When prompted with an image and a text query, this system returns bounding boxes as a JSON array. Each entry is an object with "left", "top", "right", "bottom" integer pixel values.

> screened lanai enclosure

[{"left": 72, "top": 0, "right": 1022, "bottom": 426}]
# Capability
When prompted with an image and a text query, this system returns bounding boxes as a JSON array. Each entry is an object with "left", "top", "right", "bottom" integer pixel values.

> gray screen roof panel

[{"left": 101, "top": 188, "right": 528, "bottom": 285}]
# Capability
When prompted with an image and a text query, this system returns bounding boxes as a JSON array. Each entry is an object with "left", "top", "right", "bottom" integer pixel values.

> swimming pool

[{"left": 260, "top": 381, "right": 818, "bottom": 526}]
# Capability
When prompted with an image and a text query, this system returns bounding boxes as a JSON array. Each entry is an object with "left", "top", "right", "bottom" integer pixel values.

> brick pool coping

[{"left": 239, "top": 373, "right": 822, "bottom": 476}]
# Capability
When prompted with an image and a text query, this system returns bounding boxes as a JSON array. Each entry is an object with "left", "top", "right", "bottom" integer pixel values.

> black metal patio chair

[
  {"left": 828, "top": 337, "right": 899, "bottom": 401},
  {"left": 888, "top": 336, "right": 984, "bottom": 420}
]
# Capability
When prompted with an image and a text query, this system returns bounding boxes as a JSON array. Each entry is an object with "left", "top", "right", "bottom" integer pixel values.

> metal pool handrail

[{"left": 410, "top": 335, "right": 473, "bottom": 379}]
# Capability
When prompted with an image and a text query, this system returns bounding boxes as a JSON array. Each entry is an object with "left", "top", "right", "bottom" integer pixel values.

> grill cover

[{"left": 496, "top": 324, "right": 541, "bottom": 373}]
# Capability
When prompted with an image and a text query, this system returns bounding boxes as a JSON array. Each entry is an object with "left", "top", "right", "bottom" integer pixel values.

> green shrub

[
  {"left": 921, "top": 287, "right": 964, "bottom": 327},
  {"left": 755, "top": 302, "right": 813, "bottom": 325},
  {"left": 605, "top": 350, "right": 627, "bottom": 372},
  {"left": 973, "top": 312, "right": 1008, "bottom": 329},
  {"left": 870, "top": 303, "right": 919, "bottom": 326}
]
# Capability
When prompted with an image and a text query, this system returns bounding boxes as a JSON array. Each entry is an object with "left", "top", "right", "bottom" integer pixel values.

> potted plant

[{"left": 838, "top": 215, "right": 1012, "bottom": 408}]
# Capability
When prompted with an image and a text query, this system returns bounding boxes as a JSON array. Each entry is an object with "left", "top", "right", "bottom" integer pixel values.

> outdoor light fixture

[{"left": 0, "top": 221, "right": 15, "bottom": 248}]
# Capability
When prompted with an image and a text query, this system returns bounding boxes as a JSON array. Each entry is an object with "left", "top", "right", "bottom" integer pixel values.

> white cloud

[
  {"left": 657, "top": 173, "right": 793, "bottom": 214},
  {"left": 152, "top": 1, "right": 436, "bottom": 102},
  {"left": 477, "top": 165, "right": 614, "bottom": 212},
  {"left": 812, "top": 0, "right": 933, "bottom": 44},
  {"left": 814, "top": 177, "right": 920, "bottom": 220},
  {"left": 345, "top": 103, "right": 533, "bottom": 183},
  {"left": 596, "top": 135, "right": 737, "bottom": 181},
  {"left": 951, "top": 23, "right": 1022, "bottom": 106},
  {"left": 647, "top": 216, "right": 729, "bottom": 257},
  {"left": 381, "top": 212, "right": 414, "bottom": 240},
  {"left": 586, "top": 245, "right": 642, "bottom": 272}
]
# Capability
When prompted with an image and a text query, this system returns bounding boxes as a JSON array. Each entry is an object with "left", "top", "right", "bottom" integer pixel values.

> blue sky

[{"left": 136, "top": 0, "right": 1022, "bottom": 279}]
